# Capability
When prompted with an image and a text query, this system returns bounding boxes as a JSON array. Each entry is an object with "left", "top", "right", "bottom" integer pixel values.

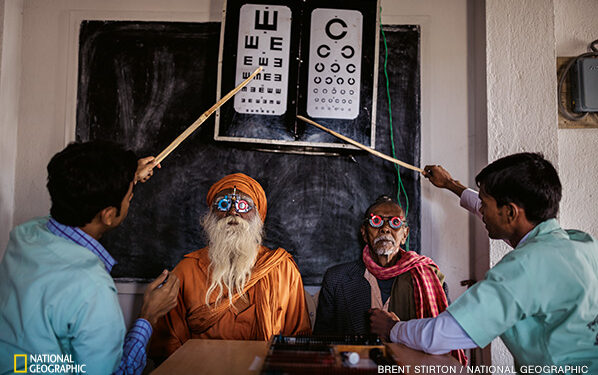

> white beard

[
  {"left": 202, "top": 211, "right": 263, "bottom": 306},
  {"left": 373, "top": 234, "right": 399, "bottom": 256}
]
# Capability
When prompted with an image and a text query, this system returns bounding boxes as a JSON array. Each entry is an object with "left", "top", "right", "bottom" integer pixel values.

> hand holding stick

[
  {"left": 422, "top": 165, "right": 467, "bottom": 197},
  {"left": 134, "top": 156, "right": 161, "bottom": 184}
]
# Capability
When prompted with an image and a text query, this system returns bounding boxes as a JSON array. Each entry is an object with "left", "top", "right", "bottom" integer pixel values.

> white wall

[
  {"left": 468, "top": 0, "right": 491, "bottom": 366},
  {"left": 555, "top": 0, "right": 598, "bottom": 237},
  {"left": 381, "top": 0, "right": 474, "bottom": 304},
  {"left": 0, "top": 0, "right": 23, "bottom": 259},
  {"left": 485, "top": 0, "right": 558, "bottom": 367}
]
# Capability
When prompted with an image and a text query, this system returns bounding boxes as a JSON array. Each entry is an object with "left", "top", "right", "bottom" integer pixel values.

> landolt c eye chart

[
  {"left": 216, "top": 0, "right": 380, "bottom": 149},
  {"left": 306, "top": 8, "right": 363, "bottom": 120}
]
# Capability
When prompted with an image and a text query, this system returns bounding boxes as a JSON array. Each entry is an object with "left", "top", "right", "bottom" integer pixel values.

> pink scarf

[{"left": 363, "top": 245, "right": 468, "bottom": 366}]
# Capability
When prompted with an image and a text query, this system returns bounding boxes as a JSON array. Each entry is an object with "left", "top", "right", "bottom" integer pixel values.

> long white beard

[{"left": 202, "top": 211, "right": 263, "bottom": 306}]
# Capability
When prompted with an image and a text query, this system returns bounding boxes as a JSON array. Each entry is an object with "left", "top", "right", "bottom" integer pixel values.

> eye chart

[
  {"left": 216, "top": 0, "right": 380, "bottom": 149},
  {"left": 233, "top": 4, "right": 292, "bottom": 115},
  {"left": 307, "top": 9, "right": 362, "bottom": 120}
]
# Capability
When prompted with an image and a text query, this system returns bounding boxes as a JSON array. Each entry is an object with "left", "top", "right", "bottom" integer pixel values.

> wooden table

[
  {"left": 151, "top": 340, "right": 268, "bottom": 375},
  {"left": 152, "top": 339, "right": 464, "bottom": 375}
]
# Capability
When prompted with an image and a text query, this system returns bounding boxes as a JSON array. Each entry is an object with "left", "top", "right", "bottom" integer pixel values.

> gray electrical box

[{"left": 571, "top": 56, "right": 598, "bottom": 112}]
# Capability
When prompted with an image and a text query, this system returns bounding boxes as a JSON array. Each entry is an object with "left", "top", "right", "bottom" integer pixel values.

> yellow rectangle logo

[{"left": 14, "top": 354, "right": 27, "bottom": 373}]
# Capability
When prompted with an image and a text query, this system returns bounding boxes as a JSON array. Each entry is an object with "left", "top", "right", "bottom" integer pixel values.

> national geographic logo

[
  {"left": 13, "top": 355, "right": 26, "bottom": 373},
  {"left": 13, "top": 354, "right": 86, "bottom": 373}
]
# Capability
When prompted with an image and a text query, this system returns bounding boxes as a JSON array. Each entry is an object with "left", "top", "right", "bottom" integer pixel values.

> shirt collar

[
  {"left": 514, "top": 218, "right": 560, "bottom": 249},
  {"left": 511, "top": 230, "right": 533, "bottom": 248},
  {"left": 47, "top": 217, "right": 117, "bottom": 273}
]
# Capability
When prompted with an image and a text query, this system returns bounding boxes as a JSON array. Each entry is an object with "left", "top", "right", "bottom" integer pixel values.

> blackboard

[{"left": 76, "top": 21, "right": 420, "bottom": 285}]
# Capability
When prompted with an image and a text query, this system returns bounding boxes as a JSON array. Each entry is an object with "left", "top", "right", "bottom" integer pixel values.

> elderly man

[
  {"left": 314, "top": 195, "right": 466, "bottom": 364},
  {"left": 371, "top": 153, "right": 598, "bottom": 372},
  {"left": 150, "top": 173, "right": 311, "bottom": 361}
]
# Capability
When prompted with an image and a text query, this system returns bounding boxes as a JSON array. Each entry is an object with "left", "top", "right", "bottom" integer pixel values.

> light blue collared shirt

[
  {"left": 46, "top": 218, "right": 152, "bottom": 375},
  {"left": 0, "top": 217, "right": 151, "bottom": 375}
]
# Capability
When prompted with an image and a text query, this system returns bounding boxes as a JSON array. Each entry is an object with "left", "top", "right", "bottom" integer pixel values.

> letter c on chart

[
  {"left": 341, "top": 45, "right": 355, "bottom": 59},
  {"left": 325, "top": 18, "right": 348, "bottom": 40},
  {"left": 317, "top": 45, "right": 331, "bottom": 58}
]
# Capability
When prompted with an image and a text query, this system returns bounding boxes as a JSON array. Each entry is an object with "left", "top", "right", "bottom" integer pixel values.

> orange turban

[{"left": 206, "top": 173, "right": 267, "bottom": 221}]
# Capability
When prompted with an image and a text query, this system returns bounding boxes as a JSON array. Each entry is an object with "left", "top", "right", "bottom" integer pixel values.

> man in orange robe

[{"left": 150, "top": 173, "right": 311, "bottom": 361}]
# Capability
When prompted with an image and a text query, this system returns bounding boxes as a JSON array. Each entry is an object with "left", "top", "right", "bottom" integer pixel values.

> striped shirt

[{"left": 47, "top": 218, "right": 152, "bottom": 375}]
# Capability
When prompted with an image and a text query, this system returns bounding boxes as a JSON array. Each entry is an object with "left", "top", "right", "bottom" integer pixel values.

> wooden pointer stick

[
  {"left": 296, "top": 115, "right": 424, "bottom": 173},
  {"left": 155, "top": 66, "right": 264, "bottom": 164}
]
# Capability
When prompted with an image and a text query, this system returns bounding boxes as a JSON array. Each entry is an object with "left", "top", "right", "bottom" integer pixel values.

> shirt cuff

[
  {"left": 389, "top": 311, "right": 477, "bottom": 354},
  {"left": 460, "top": 188, "right": 482, "bottom": 219},
  {"left": 130, "top": 318, "right": 153, "bottom": 345},
  {"left": 460, "top": 188, "right": 477, "bottom": 209},
  {"left": 389, "top": 320, "right": 404, "bottom": 344}
]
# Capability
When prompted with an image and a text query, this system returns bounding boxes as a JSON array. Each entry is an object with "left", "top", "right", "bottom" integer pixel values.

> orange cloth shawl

[{"left": 149, "top": 246, "right": 312, "bottom": 361}]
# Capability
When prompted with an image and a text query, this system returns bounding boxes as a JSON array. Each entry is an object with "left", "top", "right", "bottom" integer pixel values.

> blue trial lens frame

[
  {"left": 214, "top": 195, "right": 253, "bottom": 213},
  {"left": 368, "top": 214, "right": 403, "bottom": 229}
]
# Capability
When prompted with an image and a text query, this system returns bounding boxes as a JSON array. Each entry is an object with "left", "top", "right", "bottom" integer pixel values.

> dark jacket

[{"left": 313, "top": 259, "right": 447, "bottom": 336}]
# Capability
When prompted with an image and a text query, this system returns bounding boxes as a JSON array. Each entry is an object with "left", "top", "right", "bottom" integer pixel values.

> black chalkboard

[{"left": 76, "top": 21, "right": 420, "bottom": 285}]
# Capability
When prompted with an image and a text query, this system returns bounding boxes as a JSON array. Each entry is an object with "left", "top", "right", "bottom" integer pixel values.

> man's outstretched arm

[{"left": 370, "top": 309, "right": 477, "bottom": 354}]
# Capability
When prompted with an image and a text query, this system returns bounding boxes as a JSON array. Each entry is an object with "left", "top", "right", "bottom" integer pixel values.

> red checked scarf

[{"left": 362, "top": 245, "right": 468, "bottom": 366}]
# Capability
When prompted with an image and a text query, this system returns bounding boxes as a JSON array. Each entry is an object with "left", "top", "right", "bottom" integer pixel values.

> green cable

[{"left": 380, "top": 7, "right": 410, "bottom": 250}]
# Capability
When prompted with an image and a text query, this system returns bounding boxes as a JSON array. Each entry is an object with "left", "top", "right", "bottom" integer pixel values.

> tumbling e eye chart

[
  {"left": 306, "top": 9, "right": 362, "bottom": 120},
  {"left": 234, "top": 4, "right": 292, "bottom": 116}
]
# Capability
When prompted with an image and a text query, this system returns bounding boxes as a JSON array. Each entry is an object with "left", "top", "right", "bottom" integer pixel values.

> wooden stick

[
  {"left": 155, "top": 66, "right": 264, "bottom": 164},
  {"left": 296, "top": 115, "right": 424, "bottom": 173}
]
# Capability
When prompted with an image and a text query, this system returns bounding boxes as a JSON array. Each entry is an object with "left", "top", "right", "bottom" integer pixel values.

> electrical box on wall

[{"left": 570, "top": 56, "right": 598, "bottom": 112}]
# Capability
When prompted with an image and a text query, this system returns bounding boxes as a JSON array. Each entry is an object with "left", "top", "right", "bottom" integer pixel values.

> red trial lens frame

[{"left": 369, "top": 214, "right": 404, "bottom": 229}]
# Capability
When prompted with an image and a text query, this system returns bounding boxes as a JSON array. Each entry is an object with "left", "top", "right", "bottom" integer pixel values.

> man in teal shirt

[
  {"left": 0, "top": 141, "right": 180, "bottom": 374},
  {"left": 371, "top": 153, "right": 598, "bottom": 373}
]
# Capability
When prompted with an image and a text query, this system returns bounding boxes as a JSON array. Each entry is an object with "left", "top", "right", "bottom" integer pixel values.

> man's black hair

[
  {"left": 475, "top": 152, "right": 561, "bottom": 224},
  {"left": 47, "top": 140, "right": 137, "bottom": 227},
  {"left": 362, "top": 195, "right": 408, "bottom": 225}
]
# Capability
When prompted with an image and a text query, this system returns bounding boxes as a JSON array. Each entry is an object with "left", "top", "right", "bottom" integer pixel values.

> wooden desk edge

[{"left": 152, "top": 339, "right": 465, "bottom": 374}]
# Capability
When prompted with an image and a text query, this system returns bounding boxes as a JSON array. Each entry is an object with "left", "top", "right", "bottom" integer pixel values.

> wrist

[
  {"left": 140, "top": 316, "right": 156, "bottom": 326},
  {"left": 139, "top": 309, "right": 157, "bottom": 326},
  {"left": 135, "top": 317, "right": 153, "bottom": 329},
  {"left": 389, "top": 320, "right": 401, "bottom": 343},
  {"left": 447, "top": 179, "right": 466, "bottom": 197}
]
